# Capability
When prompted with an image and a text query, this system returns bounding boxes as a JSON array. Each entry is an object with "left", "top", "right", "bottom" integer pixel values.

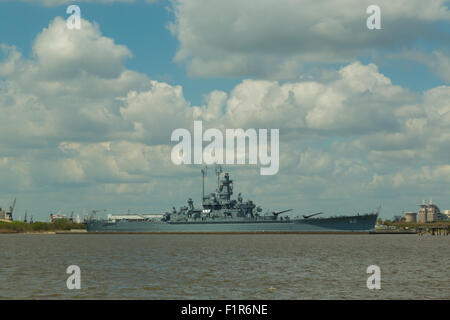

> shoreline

[
  {"left": 0, "top": 230, "right": 57, "bottom": 234},
  {"left": 1, "top": 230, "right": 417, "bottom": 235},
  {"left": 0, "top": 229, "right": 86, "bottom": 234}
]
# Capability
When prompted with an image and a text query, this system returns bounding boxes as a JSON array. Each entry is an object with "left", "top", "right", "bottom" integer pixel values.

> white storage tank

[{"left": 405, "top": 212, "right": 417, "bottom": 223}]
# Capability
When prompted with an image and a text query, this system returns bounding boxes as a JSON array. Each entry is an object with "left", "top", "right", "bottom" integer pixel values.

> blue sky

[
  {"left": 0, "top": 0, "right": 449, "bottom": 221},
  {"left": 0, "top": 1, "right": 447, "bottom": 102},
  {"left": 0, "top": 1, "right": 241, "bottom": 105}
]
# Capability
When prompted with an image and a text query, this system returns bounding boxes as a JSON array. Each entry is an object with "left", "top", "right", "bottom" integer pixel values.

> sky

[{"left": 0, "top": 0, "right": 449, "bottom": 221}]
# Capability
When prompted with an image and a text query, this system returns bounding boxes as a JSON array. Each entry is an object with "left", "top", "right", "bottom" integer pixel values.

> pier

[{"left": 417, "top": 226, "right": 450, "bottom": 236}]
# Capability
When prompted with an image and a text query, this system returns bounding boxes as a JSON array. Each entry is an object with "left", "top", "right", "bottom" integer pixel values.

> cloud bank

[
  {"left": 169, "top": 0, "right": 450, "bottom": 80},
  {"left": 0, "top": 13, "right": 449, "bottom": 218}
]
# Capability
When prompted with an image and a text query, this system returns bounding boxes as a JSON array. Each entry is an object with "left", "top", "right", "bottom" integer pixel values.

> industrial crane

[
  {"left": 6, "top": 198, "right": 16, "bottom": 221},
  {"left": 90, "top": 209, "right": 106, "bottom": 220}
]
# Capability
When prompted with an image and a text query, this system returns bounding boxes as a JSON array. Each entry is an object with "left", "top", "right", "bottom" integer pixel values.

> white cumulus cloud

[{"left": 169, "top": 0, "right": 450, "bottom": 79}]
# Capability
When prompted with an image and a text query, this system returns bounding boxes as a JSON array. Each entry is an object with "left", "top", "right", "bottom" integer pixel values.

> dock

[{"left": 417, "top": 226, "right": 450, "bottom": 236}]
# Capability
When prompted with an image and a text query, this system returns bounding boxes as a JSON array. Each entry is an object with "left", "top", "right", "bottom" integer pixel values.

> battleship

[{"left": 86, "top": 166, "right": 379, "bottom": 233}]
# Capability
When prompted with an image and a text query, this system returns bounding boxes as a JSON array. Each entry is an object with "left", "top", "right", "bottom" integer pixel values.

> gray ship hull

[{"left": 85, "top": 213, "right": 378, "bottom": 233}]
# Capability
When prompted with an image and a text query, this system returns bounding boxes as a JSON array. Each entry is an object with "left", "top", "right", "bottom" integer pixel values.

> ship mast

[
  {"left": 215, "top": 164, "right": 222, "bottom": 190},
  {"left": 201, "top": 166, "right": 207, "bottom": 201}
]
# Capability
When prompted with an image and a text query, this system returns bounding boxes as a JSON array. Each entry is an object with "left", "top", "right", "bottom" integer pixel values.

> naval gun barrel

[
  {"left": 302, "top": 212, "right": 324, "bottom": 219},
  {"left": 272, "top": 209, "right": 293, "bottom": 216}
]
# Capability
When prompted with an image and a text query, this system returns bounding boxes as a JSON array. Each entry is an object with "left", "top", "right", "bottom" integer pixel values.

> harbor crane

[
  {"left": 6, "top": 197, "right": 16, "bottom": 221},
  {"left": 90, "top": 209, "right": 106, "bottom": 220}
]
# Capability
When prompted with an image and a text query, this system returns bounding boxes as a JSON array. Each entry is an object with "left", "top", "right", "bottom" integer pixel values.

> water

[{"left": 0, "top": 234, "right": 449, "bottom": 299}]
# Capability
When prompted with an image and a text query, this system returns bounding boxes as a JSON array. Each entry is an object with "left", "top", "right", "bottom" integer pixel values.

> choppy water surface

[{"left": 0, "top": 234, "right": 449, "bottom": 299}]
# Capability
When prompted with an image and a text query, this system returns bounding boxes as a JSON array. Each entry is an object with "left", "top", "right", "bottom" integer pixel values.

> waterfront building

[
  {"left": 0, "top": 208, "right": 7, "bottom": 221},
  {"left": 444, "top": 210, "right": 450, "bottom": 219},
  {"left": 418, "top": 202, "right": 428, "bottom": 223},
  {"left": 415, "top": 200, "right": 446, "bottom": 223},
  {"left": 106, "top": 213, "right": 164, "bottom": 222},
  {"left": 50, "top": 213, "right": 68, "bottom": 223},
  {"left": 405, "top": 212, "right": 417, "bottom": 223},
  {"left": 427, "top": 201, "right": 440, "bottom": 222}
]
